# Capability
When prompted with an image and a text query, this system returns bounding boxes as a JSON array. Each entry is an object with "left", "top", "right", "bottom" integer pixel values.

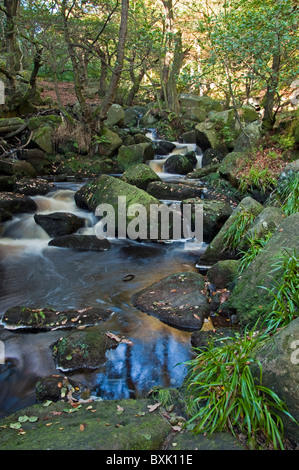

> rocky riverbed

[{"left": 0, "top": 99, "right": 298, "bottom": 450}]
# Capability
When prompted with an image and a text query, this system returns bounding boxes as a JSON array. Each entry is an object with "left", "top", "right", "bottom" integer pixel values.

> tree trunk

[
  {"left": 3, "top": 0, "right": 21, "bottom": 96},
  {"left": 126, "top": 65, "right": 145, "bottom": 106},
  {"left": 61, "top": 0, "right": 91, "bottom": 123},
  {"left": 262, "top": 50, "right": 281, "bottom": 131},
  {"left": 94, "top": 0, "right": 129, "bottom": 127},
  {"left": 160, "top": 0, "right": 182, "bottom": 114}
]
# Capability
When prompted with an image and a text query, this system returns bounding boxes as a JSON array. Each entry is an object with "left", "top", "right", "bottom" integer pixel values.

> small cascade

[
  {"left": 146, "top": 130, "right": 202, "bottom": 179},
  {"left": 0, "top": 189, "right": 97, "bottom": 255}
]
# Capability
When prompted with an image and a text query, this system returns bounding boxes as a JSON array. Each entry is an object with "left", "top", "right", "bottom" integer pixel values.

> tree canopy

[{"left": 0, "top": 0, "right": 298, "bottom": 129}]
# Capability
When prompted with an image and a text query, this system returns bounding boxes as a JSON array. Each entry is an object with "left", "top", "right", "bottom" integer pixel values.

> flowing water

[
  {"left": 0, "top": 180, "right": 206, "bottom": 418},
  {"left": 146, "top": 130, "right": 202, "bottom": 179}
]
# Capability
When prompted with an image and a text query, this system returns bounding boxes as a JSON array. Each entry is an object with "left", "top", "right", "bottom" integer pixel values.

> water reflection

[
  {"left": 96, "top": 334, "right": 189, "bottom": 400},
  {"left": 0, "top": 188, "right": 199, "bottom": 418}
]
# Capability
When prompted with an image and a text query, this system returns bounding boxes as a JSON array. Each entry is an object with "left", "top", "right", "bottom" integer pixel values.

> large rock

[
  {"left": 147, "top": 181, "right": 203, "bottom": 201},
  {"left": 0, "top": 158, "right": 36, "bottom": 179},
  {"left": 199, "top": 197, "right": 264, "bottom": 265},
  {"left": 18, "top": 149, "right": 53, "bottom": 176},
  {"left": 218, "top": 151, "right": 247, "bottom": 188},
  {"left": 74, "top": 175, "right": 161, "bottom": 237},
  {"left": 1, "top": 306, "right": 113, "bottom": 331},
  {"left": 165, "top": 431, "right": 244, "bottom": 450},
  {"left": 122, "top": 163, "right": 161, "bottom": 190},
  {"left": 14, "top": 178, "right": 55, "bottom": 196},
  {"left": 132, "top": 272, "right": 209, "bottom": 331},
  {"left": 32, "top": 125, "right": 55, "bottom": 154},
  {"left": 0, "top": 398, "right": 171, "bottom": 450},
  {"left": 227, "top": 212, "right": 299, "bottom": 328},
  {"left": 34, "top": 212, "right": 85, "bottom": 237},
  {"left": 182, "top": 199, "right": 233, "bottom": 243},
  {"left": 195, "top": 122, "right": 219, "bottom": 150},
  {"left": 238, "top": 206, "right": 285, "bottom": 251},
  {"left": 233, "top": 122, "right": 261, "bottom": 152},
  {"left": 153, "top": 140, "right": 176, "bottom": 155},
  {"left": 181, "top": 106, "right": 207, "bottom": 122},
  {"left": 117, "top": 143, "right": 154, "bottom": 171},
  {"left": 95, "top": 127, "right": 123, "bottom": 157},
  {"left": 179, "top": 94, "right": 222, "bottom": 112},
  {"left": 0, "top": 175, "right": 16, "bottom": 192},
  {"left": 164, "top": 155, "right": 194, "bottom": 175},
  {"left": 252, "top": 318, "right": 299, "bottom": 443},
  {"left": 0, "top": 192, "right": 37, "bottom": 214},
  {"left": 48, "top": 234, "right": 111, "bottom": 251},
  {"left": 207, "top": 260, "right": 240, "bottom": 289},
  {"left": 104, "top": 103, "right": 125, "bottom": 127},
  {"left": 52, "top": 330, "right": 118, "bottom": 371}
]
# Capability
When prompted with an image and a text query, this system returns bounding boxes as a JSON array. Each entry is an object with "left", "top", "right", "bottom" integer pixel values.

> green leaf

[
  {"left": 18, "top": 415, "right": 29, "bottom": 423},
  {"left": 28, "top": 416, "right": 38, "bottom": 423},
  {"left": 10, "top": 422, "right": 22, "bottom": 429}
]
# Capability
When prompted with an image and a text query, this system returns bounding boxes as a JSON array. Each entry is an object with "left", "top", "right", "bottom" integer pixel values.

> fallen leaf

[
  {"left": 172, "top": 425, "right": 182, "bottom": 432},
  {"left": 106, "top": 331, "right": 121, "bottom": 342},
  {"left": 147, "top": 402, "right": 161, "bottom": 413}
]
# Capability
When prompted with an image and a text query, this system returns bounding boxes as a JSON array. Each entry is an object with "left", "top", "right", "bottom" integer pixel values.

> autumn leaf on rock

[{"left": 147, "top": 402, "right": 161, "bottom": 412}]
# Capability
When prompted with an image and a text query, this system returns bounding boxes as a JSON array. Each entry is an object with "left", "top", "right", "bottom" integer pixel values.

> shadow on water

[{"left": 0, "top": 188, "right": 204, "bottom": 418}]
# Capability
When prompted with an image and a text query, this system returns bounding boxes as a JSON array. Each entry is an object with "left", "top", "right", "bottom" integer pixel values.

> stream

[{"left": 0, "top": 134, "right": 206, "bottom": 419}]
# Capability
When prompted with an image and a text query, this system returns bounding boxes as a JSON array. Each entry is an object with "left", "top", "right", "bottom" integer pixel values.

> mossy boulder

[
  {"left": 181, "top": 106, "right": 207, "bottom": 122},
  {"left": 182, "top": 198, "right": 233, "bottom": 243},
  {"left": 239, "top": 105, "right": 260, "bottom": 123},
  {"left": 164, "top": 155, "right": 194, "bottom": 175},
  {"left": 186, "top": 164, "right": 220, "bottom": 179},
  {"left": 0, "top": 158, "right": 36, "bottom": 179},
  {"left": 1, "top": 306, "right": 113, "bottom": 331},
  {"left": 238, "top": 206, "right": 285, "bottom": 251},
  {"left": 28, "top": 115, "right": 62, "bottom": 131},
  {"left": 252, "top": 317, "right": 299, "bottom": 443},
  {"left": 179, "top": 94, "right": 222, "bottom": 112},
  {"left": 218, "top": 151, "right": 248, "bottom": 188},
  {"left": 19, "top": 148, "right": 53, "bottom": 176},
  {"left": 117, "top": 143, "right": 154, "bottom": 171},
  {"left": 122, "top": 163, "right": 161, "bottom": 190},
  {"left": 195, "top": 122, "right": 219, "bottom": 150},
  {"left": 0, "top": 398, "right": 171, "bottom": 450},
  {"left": 28, "top": 115, "right": 62, "bottom": 155},
  {"left": 207, "top": 260, "right": 240, "bottom": 289},
  {"left": 74, "top": 175, "right": 161, "bottom": 236},
  {"left": 95, "top": 127, "right": 123, "bottom": 157},
  {"left": 227, "top": 212, "right": 299, "bottom": 329},
  {"left": 199, "top": 197, "right": 264, "bottom": 265},
  {"left": 234, "top": 122, "right": 262, "bottom": 152},
  {"left": 51, "top": 330, "right": 118, "bottom": 371},
  {"left": 104, "top": 103, "right": 125, "bottom": 127},
  {"left": 32, "top": 125, "right": 55, "bottom": 155},
  {"left": 147, "top": 181, "right": 203, "bottom": 201},
  {"left": 132, "top": 272, "right": 209, "bottom": 331},
  {"left": 165, "top": 431, "right": 244, "bottom": 450}
]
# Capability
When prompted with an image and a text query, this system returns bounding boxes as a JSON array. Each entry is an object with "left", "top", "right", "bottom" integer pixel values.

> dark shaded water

[{"left": 0, "top": 186, "right": 206, "bottom": 419}]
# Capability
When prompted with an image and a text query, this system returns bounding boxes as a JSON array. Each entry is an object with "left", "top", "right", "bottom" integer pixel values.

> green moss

[
  {"left": 28, "top": 115, "right": 62, "bottom": 131},
  {"left": 0, "top": 399, "right": 171, "bottom": 450}
]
